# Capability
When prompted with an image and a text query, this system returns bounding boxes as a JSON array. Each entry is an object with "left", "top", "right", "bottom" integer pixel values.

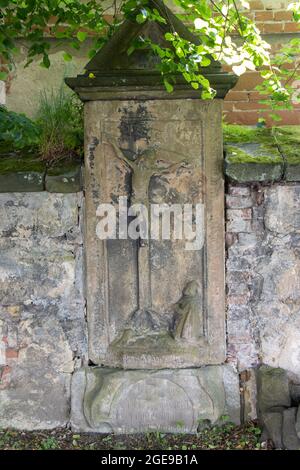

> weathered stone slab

[
  {"left": 0, "top": 156, "right": 46, "bottom": 192},
  {"left": 84, "top": 99, "right": 226, "bottom": 369},
  {"left": 224, "top": 126, "right": 283, "bottom": 183},
  {"left": 0, "top": 191, "right": 86, "bottom": 429},
  {"left": 0, "top": 314, "right": 73, "bottom": 430},
  {"left": 282, "top": 408, "right": 300, "bottom": 450},
  {"left": 0, "top": 192, "right": 82, "bottom": 239},
  {"left": 296, "top": 405, "right": 300, "bottom": 438},
  {"left": 71, "top": 365, "right": 240, "bottom": 434},
  {"left": 264, "top": 186, "right": 300, "bottom": 234},
  {"left": 225, "top": 161, "right": 283, "bottom": 183},
  {"left": 256, "top": 365, "right": 291, "bottom": 414},
  {"left": 45, "top": 160, "right": 83, "bottom": 193}
]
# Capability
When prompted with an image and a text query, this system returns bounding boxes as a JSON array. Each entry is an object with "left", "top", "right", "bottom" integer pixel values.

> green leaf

[
  {"left": 77, "top": 31, "right": 87, "bottom": 42},
  {"left": 136, "top": 13, "right": 147, "bottom": 24},
  {"left": 0, "top": 71, "right": 8, "bottom": 80},
  {"left": 42, "top": 54, "right": 50, "bottom": 68},
  {"left": 191, "top": 82, "right": 199, "bottom": 90},
  {"left": 0, "top": 0, "right": 9, "bottom": 7},
  {"left": 165, "top": 33, "right": 174, "bottom": 42},
  {"left": 63, "top": 52, "right": 72, "bottom": 62},
  {"left": 163, "top": 79, "right": 174, "bottom": 93},
  {"left": 269, "top": 113, "right": 282, "bottom": 122},
  {"left": 201, "top": 57, "right": 211, "bottom": 67},
  {"left": 127, "top": 45, "right": 135, "bottom": 56}
]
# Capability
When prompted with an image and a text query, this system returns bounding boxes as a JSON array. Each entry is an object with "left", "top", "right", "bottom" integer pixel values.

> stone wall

[
  {"left": 226, "top": 183, "right": 300, "bottom": 381},
  {"left": 0, "top": 192, "right": 86, "bottom": 429},
  {"left": 1, "top": 166, "right": 300, "bottom": 430}
]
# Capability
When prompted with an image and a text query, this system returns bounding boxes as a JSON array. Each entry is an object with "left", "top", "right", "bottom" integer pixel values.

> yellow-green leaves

[
  {"left": 163, "top": 79, "right": 174, "bottom": 93},
  {"left": 77, "top": 31, "right": 87, "bottom": 42}
]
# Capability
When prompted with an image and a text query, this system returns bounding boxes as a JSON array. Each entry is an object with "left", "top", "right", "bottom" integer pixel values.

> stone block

[
  {"left": 264, "top": 186, "right": 300, "bottom": 234},
  {"left": 45, "top": 160, "right": 83, "bottom": 193},
  {"left": 296, "top": 405, "right": 300, "bottom": 438},
  {"left": 225, "top": 141, "right": 283, "bottom": 183},
  {"left": 0, "top": 314, "right": 74, "bottom": 430},
  {"left": 71, "top": 365, "right": 240, "bottom": 434},
  {"left": 282, "top": 408, "right": 300, "bottom": 450},
  {"left": 0, "top": 156, "right": 46, "bottom": 192},
  {"left": 226, "top": 195, "right": 253, "bottom": 209},
  {"left": 84, "top": 100, "right": 226, "bottom": 369},
  {"left": 0, "top": 192, "right": 82, "bottom": 239},
  {"left": 256, "top": 365, "right": 291, "bottom": 415}
]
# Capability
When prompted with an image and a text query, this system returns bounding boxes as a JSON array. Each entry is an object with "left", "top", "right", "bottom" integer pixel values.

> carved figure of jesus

[
  {"left": 103, "top": 134, "right": 188, "bottom": 315},
  {"left": 104, "top": 134, "right": 189, "bottom": 207}
]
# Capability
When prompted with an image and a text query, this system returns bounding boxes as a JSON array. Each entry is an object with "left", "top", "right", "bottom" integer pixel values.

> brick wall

[
  {"left": 226, "top": 183, "right": 300, "bottom": 381},
  {"left": 224, "top": 0, "right": 300, "bottom": 125}
]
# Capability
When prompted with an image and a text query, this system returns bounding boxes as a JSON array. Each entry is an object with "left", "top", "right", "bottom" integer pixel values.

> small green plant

[
  {"left": 0, "top": 105, "right": 40, "bottom": 152},
  {"left": 35, "top": 85, "right": 83, "bottom": 163},
  {"left": 39, "top": 437, "right": 59, "bottom": 450}
]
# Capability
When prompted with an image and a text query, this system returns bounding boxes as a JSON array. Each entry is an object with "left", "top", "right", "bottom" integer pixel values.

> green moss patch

[
  {"left": 225, "top": 143, "right": 282, "bottom": 164},
  {"left": 0, "top": 155, "right": 45, "bottom": 175},
  {"left": 273, "top": 126, "right": 300, "bottom": 165},
  {"left": 223, "top": 124, "right": 274, "bottom": 145}
]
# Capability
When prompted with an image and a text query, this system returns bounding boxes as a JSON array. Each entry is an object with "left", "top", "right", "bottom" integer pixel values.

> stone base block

[{"left": 71, "top": 365, "right": 240, "bottom": 434}]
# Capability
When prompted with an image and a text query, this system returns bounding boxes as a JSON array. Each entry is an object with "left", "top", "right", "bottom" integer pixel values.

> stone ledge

[
  {"left": 0, "top": 155, "right": 83, "bottom": 193},
  {"left": 224, "top": 125, "right": 300, "bottom": 183},
  {"left": 45, "top": 159, "right": 83, "bottom": 193},
  {"left": 2, "top": 126, "right": 300, "bottom": 190}
]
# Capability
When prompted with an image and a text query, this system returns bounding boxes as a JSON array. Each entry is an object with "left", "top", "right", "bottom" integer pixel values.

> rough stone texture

[
  {"left": 226, "top": 184, "right": 300, "bottom": 380},
  {"left": 225, "top": 161, "right": 283, "bottom": 183},
  {"left": 296, "top": 405, "right": 300, "bottom": 438},
  {"left": 0, "top": 172, "right": 45, "bottom": 192},
  {"left": 282, "top": 408, "right": 300, "bottom": 450},
  {"left": 240, "top": 369, "right": 257, "bottom": 422},
  {"left": 0, "top": 192, "right": 86, "bottom": 429},
  {"left": 71, "top": 365, "right": 240, "bottom": 434},
  {"left": 45, "top": 161, "right": 83, "bottom": 193},
  {"left": 0, "top": 155, "right": 82, "bottom": 194},
  {"left": 256, "top": 365, "right": 300, "bottom": 449},
  {"left": 256, "top": 365, "right": 291, "bottom": 414},
  {"left": 84, "top": 99, "right": 226, "bottom": 369}
]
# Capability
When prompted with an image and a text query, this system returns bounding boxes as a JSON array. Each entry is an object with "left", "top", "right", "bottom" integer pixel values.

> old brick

[
  {"left": 226, "top": 195, "right": 253, "bottom": 209},
  {"left": 5, "top": 348, "right": 19, "bottom": 359},
  {"left": 274, "top": 11, "right": 293, "bottom": 21},
  {"left": 231, "top": 72, "right": 263, "bottom": 92},
  {"left": 223, "top": 102, "right": 235, "bottom": 112},
  {"left": 262, "top": 22, "right": 283, "bottom": 33},
  {"left": 249, "top": 0, "right": 264, "bottom": 9},
  {"left": 225, "top": 91, "right": 249, "bottom": 102},
  {"left": 233, "top": 101, "right": 267, "bottom": 111},
  {"left": 255, "top": 11, "right": 274, "bottom": 21},
  {"left": 229, "top": 187, "right": 251, "bottom": 197},
  {"left": 224, "top": 110, "right": 260, "bottom": 125},
  {"left": 284, "top": 22, "right": 300, "bottom": 33},
  {"left": 249, "top": 91, "right": 264, "bottom": 101}
]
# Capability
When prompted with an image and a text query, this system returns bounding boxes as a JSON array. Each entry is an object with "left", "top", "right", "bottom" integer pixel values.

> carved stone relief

[{"left": 84, "top": 99, "right": 225, "bottom": 369}]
